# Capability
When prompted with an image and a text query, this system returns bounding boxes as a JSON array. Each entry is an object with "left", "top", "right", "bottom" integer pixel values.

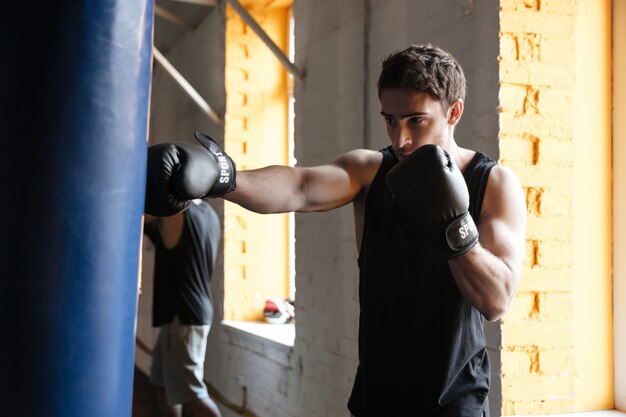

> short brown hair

[{"left": 377, "top": 44, "right": 466, "bottom": 111}]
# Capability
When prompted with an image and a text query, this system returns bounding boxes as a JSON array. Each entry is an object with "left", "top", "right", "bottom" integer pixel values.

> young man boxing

[{"left": 145, "top": 44, "right": 526, "bottom": 417}]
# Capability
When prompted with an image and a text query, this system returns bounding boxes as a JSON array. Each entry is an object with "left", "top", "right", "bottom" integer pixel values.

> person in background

[{"left": 144, "top": 199, "right": 222, "bottom": 417}]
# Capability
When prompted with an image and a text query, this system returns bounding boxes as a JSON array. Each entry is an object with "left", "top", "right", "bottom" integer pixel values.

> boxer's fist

[
  {"left": 386, "top": 144, "right": 478, "bottom": 259},
  {"left": 145, "top": 134, "right": 236, "bottom": 217}
]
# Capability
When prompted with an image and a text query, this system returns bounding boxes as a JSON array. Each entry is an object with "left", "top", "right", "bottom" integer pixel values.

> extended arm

[
  {"left": 448, "top": 165, "right": 526, "bottom": 321},
  {"left": 144, "top": 132, "right": 381, "bottom": 217},
  {"left": 225, "top": 149, "right": 382, "bottom": 214}
]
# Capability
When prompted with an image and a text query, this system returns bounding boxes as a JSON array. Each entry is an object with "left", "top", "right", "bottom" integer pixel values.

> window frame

[{"left": 612, "top": 0, "right": 626, "bottom": 410}]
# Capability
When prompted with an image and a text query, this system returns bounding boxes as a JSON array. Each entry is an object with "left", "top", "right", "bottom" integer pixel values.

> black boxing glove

[
  {"left": 145, "top": 142, "right": 217, "bottom": 217},
  {"left": 386, "top": 144, "right": 478, "bottom": 259},
  {"left": 145, "top": 135, "right": 235, "bottom": 217},
  {"left": 194, "top": 132, "right": 236, "bottom": 197}
]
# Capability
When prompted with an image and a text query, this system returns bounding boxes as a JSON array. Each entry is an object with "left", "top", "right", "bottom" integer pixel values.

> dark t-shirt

[
  {"left": 145, "top": 201, "right": 220, "bottom": 327},
  {"left": 347, "top": 146, "right": 496, "bottom": 417}
]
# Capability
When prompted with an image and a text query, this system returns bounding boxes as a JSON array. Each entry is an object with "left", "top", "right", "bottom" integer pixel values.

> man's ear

[{"left": 447, "top": 100, "right": 464, "bottom": 126}]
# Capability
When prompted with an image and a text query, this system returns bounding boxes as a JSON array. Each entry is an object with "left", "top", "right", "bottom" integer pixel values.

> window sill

[
  {"left": 221, "top": 320, "right": 295, "bottom": 347},
  {"left": 507, "top": 411, "right": 625, "bottom": 417}
]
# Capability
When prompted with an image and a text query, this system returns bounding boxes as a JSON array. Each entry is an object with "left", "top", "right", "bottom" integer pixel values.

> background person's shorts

[{"left": 150, "top": 316, "right": 211, "bottom": 405}]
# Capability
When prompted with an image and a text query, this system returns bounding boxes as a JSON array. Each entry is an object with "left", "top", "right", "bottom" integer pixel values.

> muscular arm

[
  {"left": 224, "top": 149, "right": 382, "bottom": 214},
  {"left": 448, "top": 165, "right": 526, "bottom": 321}
]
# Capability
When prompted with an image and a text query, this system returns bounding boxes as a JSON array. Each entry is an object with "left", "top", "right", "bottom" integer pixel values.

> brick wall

[{"left": 498, "top": 0, "right": 579, "bottom": 414}]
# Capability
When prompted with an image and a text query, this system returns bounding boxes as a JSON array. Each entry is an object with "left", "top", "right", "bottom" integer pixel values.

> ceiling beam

[
  {"left": 155, "top": 4, "right": 194, "bottom": 29},
  {"left": 166, "top": 0, "right": 218, "bottom": 6},
  {"left": 153, "top": 47, "right": 222, "bottom": 124},
  {"left": 226, "top": 0, "right": 305, "bottom": 80}
]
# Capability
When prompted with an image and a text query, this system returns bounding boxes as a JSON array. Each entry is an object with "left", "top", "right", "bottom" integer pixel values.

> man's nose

[{"left": 395, "top": 125, "right": 412, "bottom": 149}]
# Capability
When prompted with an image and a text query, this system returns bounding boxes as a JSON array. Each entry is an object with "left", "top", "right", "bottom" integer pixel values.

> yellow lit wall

[
  {"left": 224, "top": 0, "right": 291, "bottom": 321},
  {"left": 572, "top": 0, "right": 613, "bottom": 410},
  {"left": 499, "top": 0, "right": 614, "bottom": 413},
  {"left": 614, "top": 0, "right": 626, "bottom": 410}
]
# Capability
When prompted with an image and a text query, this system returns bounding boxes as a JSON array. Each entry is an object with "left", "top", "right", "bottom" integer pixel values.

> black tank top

[
  {"left": 145, "top": 201, "right": 220, "bottom": 326},
  {"left": 348, "top": 146, "right": 496, "bottom": 417}
]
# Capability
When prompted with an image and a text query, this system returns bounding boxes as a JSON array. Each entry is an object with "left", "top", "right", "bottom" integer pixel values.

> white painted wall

[{"left": 138, "top": 1, "right": 501, "bottom": 416}]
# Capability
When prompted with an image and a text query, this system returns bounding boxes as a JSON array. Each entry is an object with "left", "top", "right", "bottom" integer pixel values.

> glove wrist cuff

[
  {"left": 195, "top": 132, "right": 237, "bottom": 197},
  {"left": 443, "top": 212, "right": 478, "bottom": 259},
  {"left": 206, "top": 155, "right": 236, "bottom": 197}
]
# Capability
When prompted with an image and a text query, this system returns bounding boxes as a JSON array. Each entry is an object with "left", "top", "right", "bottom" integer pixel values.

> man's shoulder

[
  {"left": 487, "top": 164, "right": 520, "bottom": 189},
  {"left": 335, "top": 148, "right": 384, "bottom": 169},
  {"left": 481, "top": 163, "right": 525, "bottom": 220},
  {"left": 335, "top": 148, "right": 385, "bottom": 188}
]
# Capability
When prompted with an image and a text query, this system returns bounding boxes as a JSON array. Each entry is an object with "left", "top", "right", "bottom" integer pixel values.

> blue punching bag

[{"left": 0, "top": 2, "right": 153, "bottom": 416}]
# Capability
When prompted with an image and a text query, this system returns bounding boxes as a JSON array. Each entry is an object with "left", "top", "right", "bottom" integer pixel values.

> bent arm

[
  {"left": 448, "top": 165, "right": 527, "bottom": 321},
  {"left": 225, "top": 149, "right": 381, "bottom": 214}
]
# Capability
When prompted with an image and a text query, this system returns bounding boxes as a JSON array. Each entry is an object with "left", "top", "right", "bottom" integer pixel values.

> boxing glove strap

[
  {"left": 195, "top": 132, "right": 237, "bottom": 197},
  {"left": 444, "top": 211, "right": 479, "bottom": 259}
]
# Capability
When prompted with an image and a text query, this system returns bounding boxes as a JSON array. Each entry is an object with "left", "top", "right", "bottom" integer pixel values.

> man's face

[{"left": 380, "top": 88, "right": 458, "bottom": 161}]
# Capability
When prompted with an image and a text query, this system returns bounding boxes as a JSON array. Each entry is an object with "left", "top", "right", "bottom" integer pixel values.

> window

[
  {"left": 612, "top": 0, "right": 626, "bottom": 410},
  {"left": 571, "top": 0, "right": 613, "bottom": 408},
  {"left": 223, "top": 1, "right": 295, "bottom": 327}
]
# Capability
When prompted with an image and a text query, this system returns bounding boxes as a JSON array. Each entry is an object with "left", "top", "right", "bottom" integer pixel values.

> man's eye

[
  {"left": 409, "top": 117, "right": 423, "bottom": 125},
  {"left": 385, "top": 117, "right": 396, "bottom": 125}
]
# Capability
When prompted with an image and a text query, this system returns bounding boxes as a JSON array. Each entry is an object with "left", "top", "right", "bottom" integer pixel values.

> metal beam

[
  {"left": 225, "top": 0, "right": 305, "bottom": 80},
  {"left": 155, "top": 4, "right": 194, "bottom": 29},
  {"left": 153, "top": 47, "right": 222, "bottom": 124},
  {"left": 167, "top": 0, "right": 218, "bottom": 6}
]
